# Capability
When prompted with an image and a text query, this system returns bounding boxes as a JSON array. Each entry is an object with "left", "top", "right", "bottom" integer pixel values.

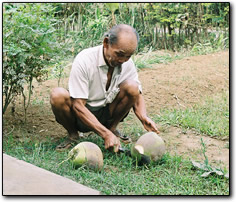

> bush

[{"left": 3, "top": 3, "right": 62, "bottom": 114}]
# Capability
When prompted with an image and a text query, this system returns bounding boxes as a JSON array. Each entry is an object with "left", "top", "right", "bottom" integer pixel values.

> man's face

[{"left": 103, "top": 32, "right": 137, "bottom": 68}]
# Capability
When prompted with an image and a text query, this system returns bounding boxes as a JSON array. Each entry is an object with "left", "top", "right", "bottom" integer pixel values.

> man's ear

[{"left": 103, "top": 37, "right": 109, "bottom": 49}]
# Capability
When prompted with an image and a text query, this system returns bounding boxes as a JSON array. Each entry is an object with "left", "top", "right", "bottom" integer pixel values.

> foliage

[
  {"left": 53, "top": 2, "right": 229, "bottom": 54},
  {"left": 3, "top": 3, "right": 63, "bottom": 115},
  {"left": 2, "top": 2, "right": 229, "bottom": 115},
  {"left": 142, "top": 3, "right": 229, "bottom": 51},
  {"left": 105, "top": 3, "right": 119, "bottom": 26}
]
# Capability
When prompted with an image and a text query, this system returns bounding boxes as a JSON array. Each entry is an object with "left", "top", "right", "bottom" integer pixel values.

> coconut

[
  {"left": 68, "top": 142, "right": 103, "bottom": 171},
  {"left": 131, "top": 132, "right": 166, "bottom": 163}
]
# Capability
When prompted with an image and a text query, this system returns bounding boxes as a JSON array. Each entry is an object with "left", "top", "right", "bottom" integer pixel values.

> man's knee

[
  {"left": 50, "top": 87, "right": 71, "bottom": 108},
  {"left": 119, "top": 80, "right": 140, "bottom": 97}
]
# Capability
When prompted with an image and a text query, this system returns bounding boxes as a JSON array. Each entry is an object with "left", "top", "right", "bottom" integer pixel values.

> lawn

[
  {"left": 3, "top": 132, "right": 229, "bottom": 195},
  {"left": 3, "top": 94, "right": 229, "bottom": 195}
]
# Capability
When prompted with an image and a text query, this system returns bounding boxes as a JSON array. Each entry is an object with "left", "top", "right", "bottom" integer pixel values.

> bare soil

[{"left": 3, "top": 50, "right": 229, "bottom": 170}]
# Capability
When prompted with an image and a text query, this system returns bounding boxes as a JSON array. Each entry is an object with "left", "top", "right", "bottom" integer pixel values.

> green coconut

[
  {"left": 68, "top": 142, "right": 103, "bottom": 171},
  {"left": 131, "top": 132, "right": 166, "bottom": 163}
]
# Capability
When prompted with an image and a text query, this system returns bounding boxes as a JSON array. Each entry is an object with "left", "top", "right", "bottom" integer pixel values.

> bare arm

[
  {"left": 72, "top": 98, "right": 120, "bottom": 152},
  {"left": 133, "top": 93, "right": 160, "bottom": 133}
]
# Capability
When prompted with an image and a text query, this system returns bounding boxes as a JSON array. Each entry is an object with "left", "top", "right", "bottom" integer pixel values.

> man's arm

[
  {"left": 72, "top": 98, "right": 120, "bottom": 152},
  {"left": 133, "top": 93, "right": 160, "bottom": 133}
]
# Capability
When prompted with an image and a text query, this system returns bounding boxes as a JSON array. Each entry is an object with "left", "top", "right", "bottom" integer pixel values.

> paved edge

[{"left": 3, "top": 154, "right": 100, "bottom": 195}]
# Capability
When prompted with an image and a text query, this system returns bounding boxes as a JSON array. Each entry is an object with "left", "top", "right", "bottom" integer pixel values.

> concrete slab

[{"left": 3, "top": 154, "right": 100, "bottom": 195}]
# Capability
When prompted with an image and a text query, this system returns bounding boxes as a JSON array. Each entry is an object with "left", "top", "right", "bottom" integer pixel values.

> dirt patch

[
  {"left": 139, "top": 50, "right": 229, "bottom": 170},
  {"left": 140, "top": 51, "right": 229, "bottom": 113},
  {"left": 159, "top": 126, "right": 229, "bottom": 170},
  {"left": 3, "top": 50, "right": 229, "bottom": 170}
]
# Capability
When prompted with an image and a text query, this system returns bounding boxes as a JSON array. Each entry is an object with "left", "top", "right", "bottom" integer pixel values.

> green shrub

[{"left": 3, "top": 3, "right": 62, "bottom": 114}]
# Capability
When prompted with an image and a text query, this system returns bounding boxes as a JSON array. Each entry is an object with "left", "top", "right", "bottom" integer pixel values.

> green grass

[
  {"left": 133, "top": 52, "right": 184, "bottom": 69},
  {"left": 190, "top": 34, "right": 228, "bottom": 56},
  {"left": 133, "top": 37, "right": 228, "bottom": 70},
  {"left": 3, "top": 133, "right": 229, "bottom": 195},
  {"left": 153, "top": 91, "right": 229, "bottom": 139}
]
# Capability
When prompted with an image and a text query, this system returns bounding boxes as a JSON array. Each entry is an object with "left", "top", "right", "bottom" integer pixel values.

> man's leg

[
  {"left": 108, "top": 80, "right": 140, "bottom": 132},
  {"left": 50, "top": 87, "right": 79, "bottom": 139}
]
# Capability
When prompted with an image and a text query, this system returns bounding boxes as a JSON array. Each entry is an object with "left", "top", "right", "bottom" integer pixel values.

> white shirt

[{"left": 69, "top": 45, "right": 142, "bottom": 110}]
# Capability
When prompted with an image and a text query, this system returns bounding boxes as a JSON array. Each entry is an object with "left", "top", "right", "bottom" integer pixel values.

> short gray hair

[{"left": 104, "top": 24, "right": 139, "bottom": 45}]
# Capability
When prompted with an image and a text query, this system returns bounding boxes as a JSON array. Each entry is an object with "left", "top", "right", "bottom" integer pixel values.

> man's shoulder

[
  {"left": 72, "top": 45, "right": 102, "bottom": 72},
  {"left": 76, "top": 45, "right": 101, "bottom": 60}
]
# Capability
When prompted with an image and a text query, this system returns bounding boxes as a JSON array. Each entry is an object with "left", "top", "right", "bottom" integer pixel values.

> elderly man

[{"left": 50, "top": 24, "right": 159, "bottom": 152}]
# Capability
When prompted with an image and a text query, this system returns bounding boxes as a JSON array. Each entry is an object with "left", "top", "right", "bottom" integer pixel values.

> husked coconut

[
  {"left": 131, "top": 132, "right": 166, "bottom": 163},
  {"left": 68, "top": 142, "right": 103, "bottom": 171}
]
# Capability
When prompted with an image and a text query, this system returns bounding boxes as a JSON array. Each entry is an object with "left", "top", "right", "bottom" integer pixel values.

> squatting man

[{"left": 50, "top": 24, "right": 159, "bottom": 152}]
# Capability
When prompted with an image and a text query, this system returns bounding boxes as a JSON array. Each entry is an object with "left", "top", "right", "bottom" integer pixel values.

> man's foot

[
  {"left": 113, "top": 130, "right": 131, "bottom": 144},
  {"left": 56, "top": 136, "right": 79, "bottom": 151}
]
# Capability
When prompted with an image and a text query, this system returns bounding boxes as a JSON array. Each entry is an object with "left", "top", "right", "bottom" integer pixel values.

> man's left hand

[{"left": 142, "top": 116, "right": 160, "bottom": 134}]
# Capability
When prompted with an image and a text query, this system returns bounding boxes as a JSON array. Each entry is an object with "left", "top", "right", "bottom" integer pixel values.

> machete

[{"left": 118, "top": 146, "right": 151, "bottom": 165}]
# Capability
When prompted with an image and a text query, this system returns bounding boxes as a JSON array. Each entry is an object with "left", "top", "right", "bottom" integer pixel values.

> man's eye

[{"left": 116, "top": 53, "right": 124, "bottom": 57}]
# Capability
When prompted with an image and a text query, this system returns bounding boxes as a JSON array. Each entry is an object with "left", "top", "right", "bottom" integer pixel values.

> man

[{"left": 50, "top": 24, "right": 159, "bottom": 152}]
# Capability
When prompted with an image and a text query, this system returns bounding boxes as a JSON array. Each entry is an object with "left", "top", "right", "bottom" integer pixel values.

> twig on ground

[
  {"left": 173, "top": 94, "right": 186, "bottom": 108},
  {"left": 4, "top": 125, "right": 15, "bottom": 136}
]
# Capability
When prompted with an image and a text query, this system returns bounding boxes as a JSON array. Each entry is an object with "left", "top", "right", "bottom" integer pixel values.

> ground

[
  {"left": 3, "top": 50, "right": 229, "bottom": 170},
  {"left": 139, "top": 50, "right": 229, "bottom": 170}
]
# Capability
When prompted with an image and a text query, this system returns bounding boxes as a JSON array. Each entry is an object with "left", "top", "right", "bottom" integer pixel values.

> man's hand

[
  {"left": 142, "top": 116, "right": 160, "bottom": 134},
  {"left": 133, "top": 94, "right": 160, "bottom": 134},
  {"left": 72, "top": 98, "right": 121, "bottom": 152},
  {"left": 104, "top": 131, "right": 121, "bottom": 152}
]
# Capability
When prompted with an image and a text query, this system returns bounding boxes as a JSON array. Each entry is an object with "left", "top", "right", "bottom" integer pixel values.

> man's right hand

[
  {"left": 104, "top": 132, "right": 120, "bottom": 152},
  {"left": 72, "top": 98, "right": 121, "bottom": 152}
]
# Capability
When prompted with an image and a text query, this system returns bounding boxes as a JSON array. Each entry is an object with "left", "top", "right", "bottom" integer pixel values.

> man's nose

[{"left": 118, "top": 57, "right": 129, "bottom": 63}]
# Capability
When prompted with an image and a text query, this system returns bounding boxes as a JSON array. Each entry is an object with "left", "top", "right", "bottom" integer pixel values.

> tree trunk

[
  {"left": 163, "top": 23, "right": 167, "bottom": 49},
  {"left": 168, "top": 22, "right": 174, "bottom": 51}
]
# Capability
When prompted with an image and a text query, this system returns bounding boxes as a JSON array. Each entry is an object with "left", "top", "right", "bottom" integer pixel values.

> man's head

[{"left": 103, "top": 24, "right": 139, "bottom": 68}]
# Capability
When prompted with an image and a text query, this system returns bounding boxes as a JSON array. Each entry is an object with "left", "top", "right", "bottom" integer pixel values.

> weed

[
  {"left": 191, "top": 138, "right": 229, "bottom": 179},
  {"left": 190, "top": 33, "right": 228, "bottom": 56},
  {"left": 200, "top": 138, "right": 209, "bottom": 168}
]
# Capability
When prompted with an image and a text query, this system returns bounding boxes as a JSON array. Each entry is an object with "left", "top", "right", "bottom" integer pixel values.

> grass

[
  {"left": 190, "top": 33, "right": 228, "bottom": 56},
  {"left": 133, "top": 37, "right": 228, "bottom": 70},
  {"left": 3, "top": 126, "right": 229, "bottom": 195},
  {"left": 153, "top": 91, "right": 229, "bottom": 139},
  {"left": 133, "top": 51, "right": 184, "bottom": 69}
]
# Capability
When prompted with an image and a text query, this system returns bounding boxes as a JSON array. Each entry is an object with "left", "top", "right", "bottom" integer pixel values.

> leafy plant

[
  {"left": 105, "top": 3, "right": 119, "bottom": 26},
  {"left": 191, "top": 138, "right": 229, "bottom": 179},
  {"left": 3, "top": 3, "right": 63, "bottom": 116}
]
